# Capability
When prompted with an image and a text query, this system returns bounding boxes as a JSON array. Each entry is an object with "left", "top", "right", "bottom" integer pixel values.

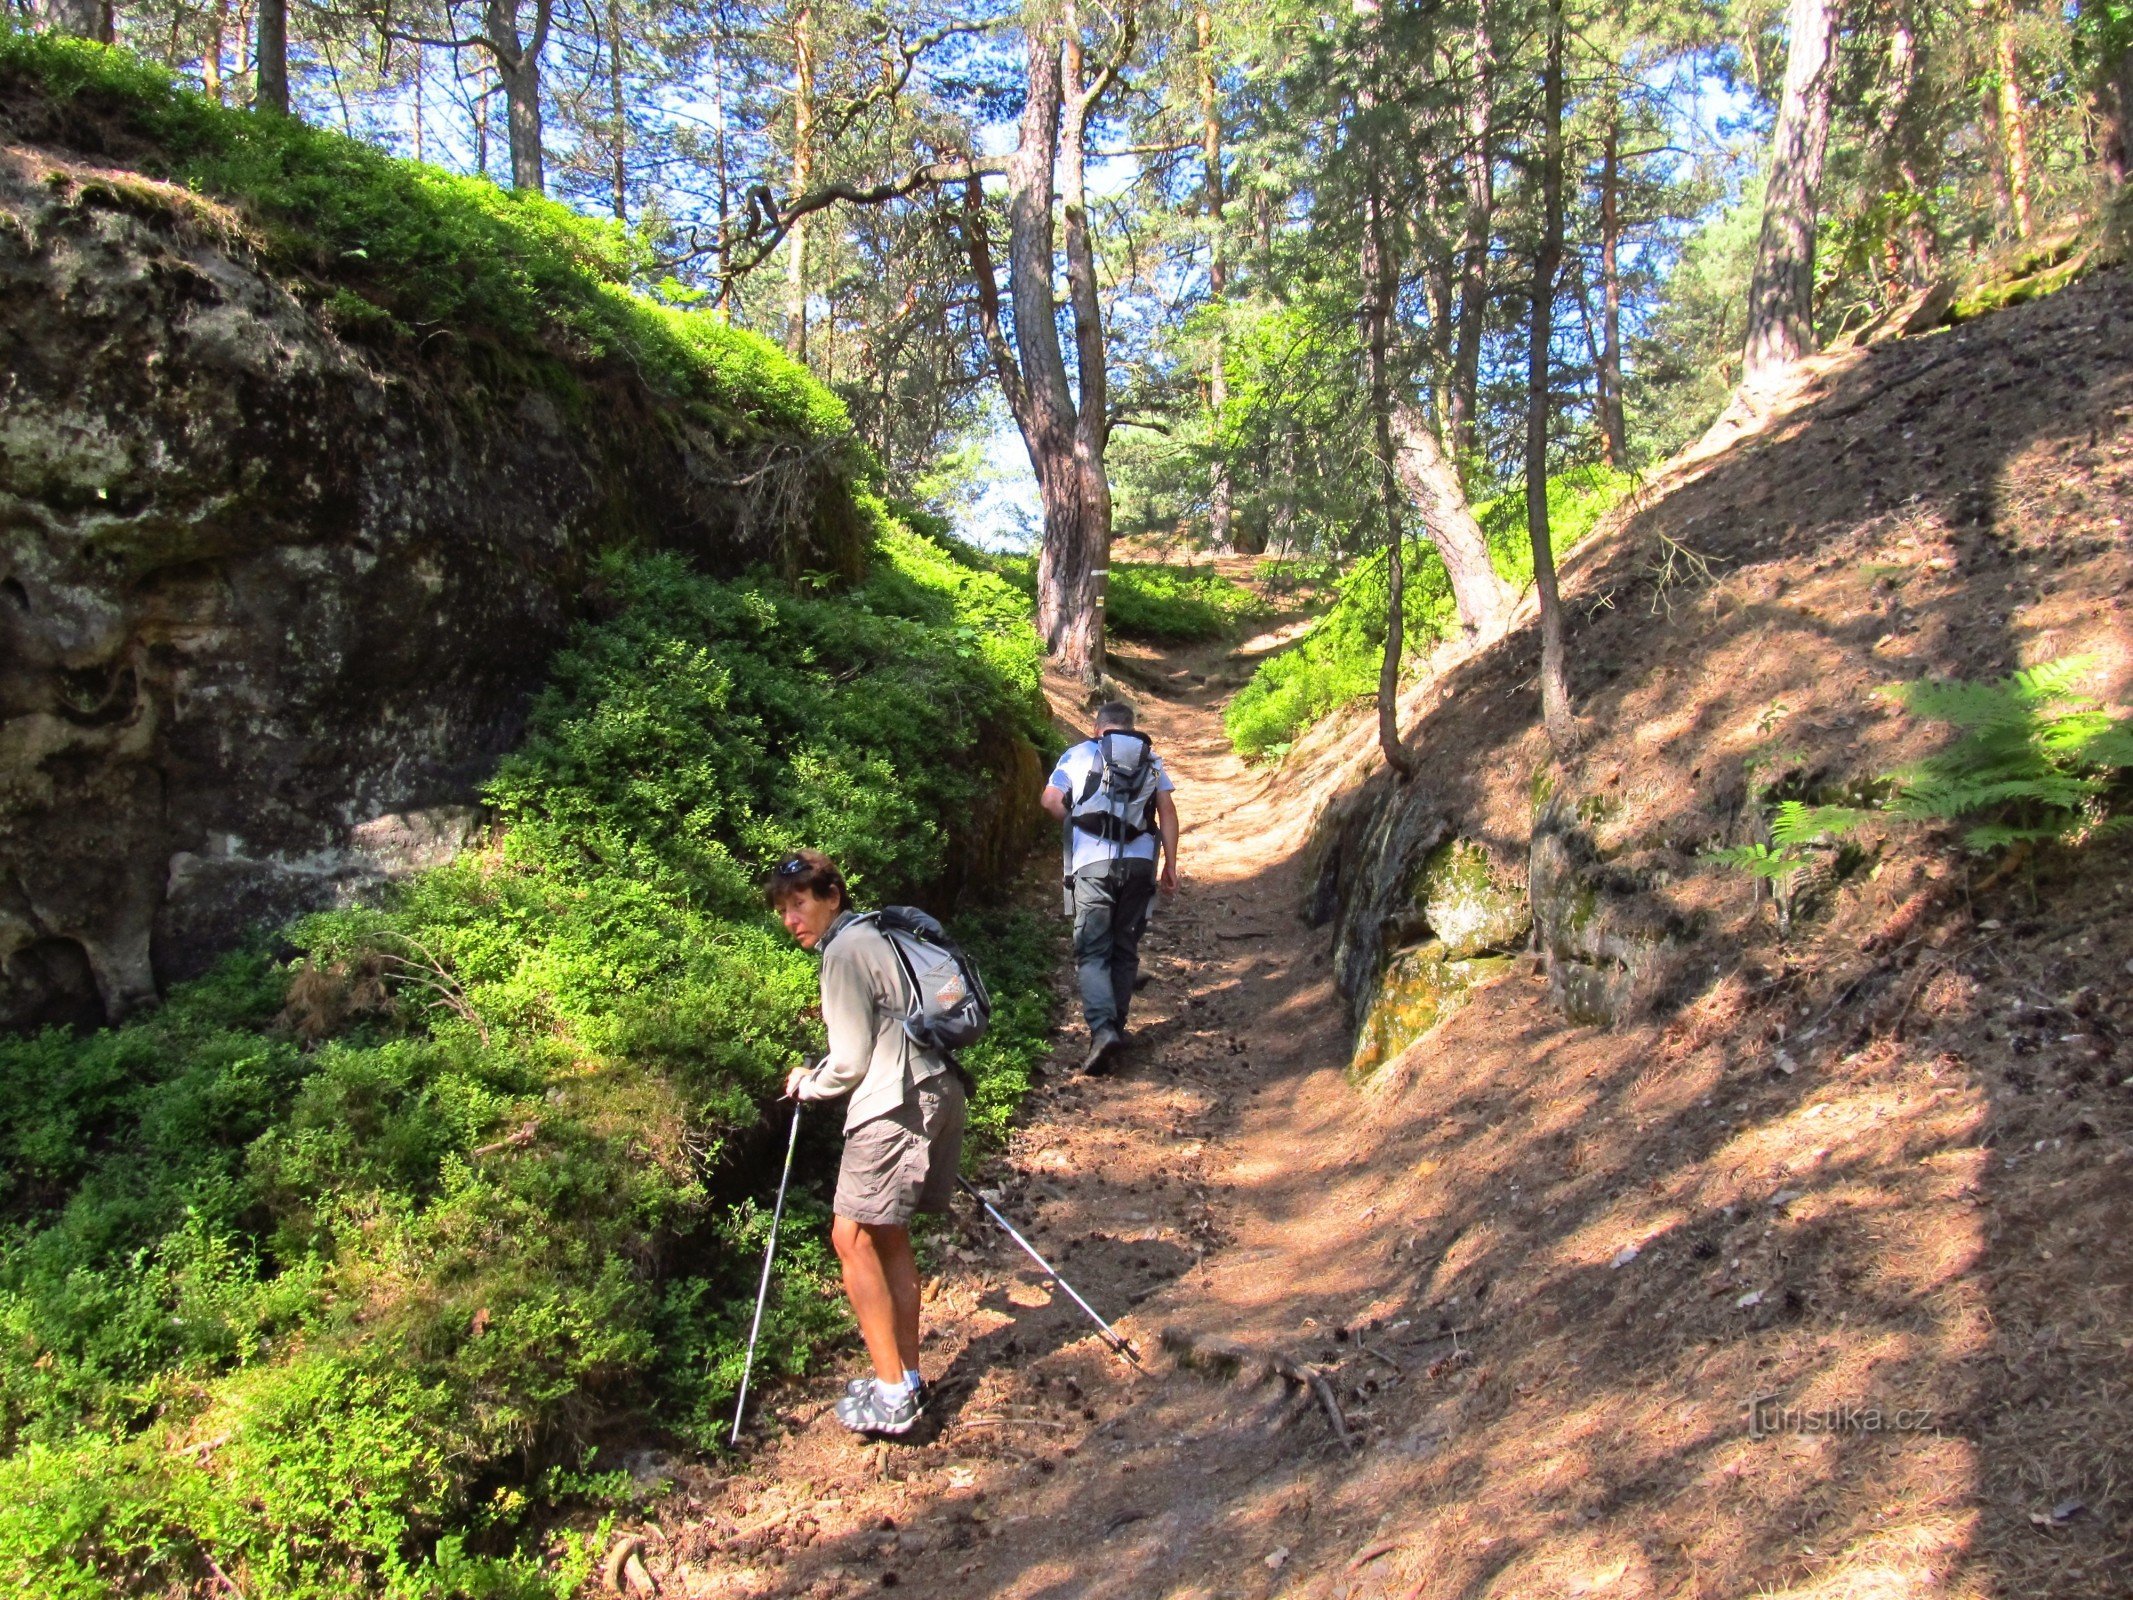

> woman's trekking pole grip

[
  {"left": 731, "top": 1099, "right": 803, "bottom": 1446},
  {"left": 957, "top": 1177, "right": 1141, "bottom": 1366}
]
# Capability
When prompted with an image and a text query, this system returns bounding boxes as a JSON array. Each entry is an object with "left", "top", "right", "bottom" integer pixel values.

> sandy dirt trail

[{"left": 645, "top": 627, "right": 1421, "bottom": 1600}]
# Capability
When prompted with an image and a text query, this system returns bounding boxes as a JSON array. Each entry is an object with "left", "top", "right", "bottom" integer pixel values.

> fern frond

[
  {"left": 2075, "top": 721, "right": 2133, "bottom": 771},
  {"left": 1888, "top": 677, "right": 2035, "bottom": 732},
  {"left": 1893, "top": 774, "right": 2096, "bottom": 820},
  {"left": 1768, "top": 801, "right": 1870, "bottom": 847},
  {"left": 2008, "top": 655, "right": 2095, "bottom": 705},
  {"left": 1960, "top": 819, "right": 2071, "bottom": 851},
  {"left": 1706, "top": 842, "right": 1805, "bottom": 879}
]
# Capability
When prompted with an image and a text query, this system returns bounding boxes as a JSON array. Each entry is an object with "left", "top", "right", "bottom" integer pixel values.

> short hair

[
  {"left": 766, "top": 848, "right": 851, "bottom": 911},
  {"left": 1094, "top": 701, "right": 1135, "bottom": 731}
]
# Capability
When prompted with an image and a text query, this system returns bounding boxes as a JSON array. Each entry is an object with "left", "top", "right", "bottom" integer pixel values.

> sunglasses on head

[{"left": 774, "top": 857, "right": 809, "bottom": 877}]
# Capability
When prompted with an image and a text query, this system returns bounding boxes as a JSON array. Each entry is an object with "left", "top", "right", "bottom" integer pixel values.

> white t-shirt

[{"left": 1049, "top": 737, "right": 1174, "bottom": 874}]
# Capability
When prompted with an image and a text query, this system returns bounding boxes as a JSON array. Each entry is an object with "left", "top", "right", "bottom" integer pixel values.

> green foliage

[
  {"left": 986, "top": 557, "right": 1264, "bottom": 644},
  {"left": 1628, "top": 178, "right": 1763, "bottom": 464},
  {"left": 0, "top": 527, "right": 1057, "bottom": 1597},
  {"left": 1224, "top": 468, "right": 1634, "bottom": 760},
  {"left": 1711, "top": 658, "right": 2133, "bottom": 878},
  {"left": 1105, "top": 564, "right": 1266, "bottom": 642},
  {"left": 0, "top": 29, "right": 848, "bottom": 447}
]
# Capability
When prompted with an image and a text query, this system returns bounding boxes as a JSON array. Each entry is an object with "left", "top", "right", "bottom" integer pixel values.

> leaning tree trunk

[
  {"left": 1056, "top": 15, "right": 1113, "bottom": 682},
  {"left": 256, "top": 0, "right": 288, "bottom": 114},
  {"left": 1527, "top": 0, "right": 1578, "bottom": 755},
  {"left": 1388, "top": 399, "right": 1514, "bottom": 644},
  {"left": 1742, "top": 0, "right": 1838, "bottom": 381}
]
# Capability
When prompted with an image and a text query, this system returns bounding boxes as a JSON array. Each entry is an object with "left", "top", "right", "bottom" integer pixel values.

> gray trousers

[{"left": 1071, "top": 857, "right": 1156, "bottom": 1034}]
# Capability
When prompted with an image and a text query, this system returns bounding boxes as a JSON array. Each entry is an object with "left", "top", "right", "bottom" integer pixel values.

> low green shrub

[
  {"left": 987, "top": 556, "right": 1265, "bottom": 643},
  {"left": 1225, "top": 467, "right": 1635, "bottom": 759},
  {"left": 0, "top": 521, "right": 1058, "bottom": 1597}
]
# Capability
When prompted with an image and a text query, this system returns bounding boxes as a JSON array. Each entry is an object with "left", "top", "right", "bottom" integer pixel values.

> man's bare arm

[
  {"left": 1040, "top": 784, "right": 1068, "bottom": 821},
  {"left": 1156, "top": 790, "right": 1180, "bottom": 894}
]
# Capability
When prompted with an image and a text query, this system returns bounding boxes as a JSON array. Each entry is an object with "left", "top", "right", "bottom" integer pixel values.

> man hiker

[
  {"left": 772, "top": 849, "right": 966, "bottom": 1437},
  {"left": 1042, "top": 701, "right": 1180, "bottom": 1074}
]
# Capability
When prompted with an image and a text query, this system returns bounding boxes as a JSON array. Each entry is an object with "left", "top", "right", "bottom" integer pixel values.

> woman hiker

[{"left": 771, "top": 849, "right": 966, "bottom": 1437}]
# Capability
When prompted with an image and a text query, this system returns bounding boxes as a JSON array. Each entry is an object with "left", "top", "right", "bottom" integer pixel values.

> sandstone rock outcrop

[{"left": 0, "top": 138, "right": 860, "bottom": 1030}]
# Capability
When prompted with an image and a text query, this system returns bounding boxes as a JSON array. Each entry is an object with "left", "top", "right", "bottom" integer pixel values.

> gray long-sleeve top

[{"left": 794, "top": 912, "right": 948, "bottom": 1130}]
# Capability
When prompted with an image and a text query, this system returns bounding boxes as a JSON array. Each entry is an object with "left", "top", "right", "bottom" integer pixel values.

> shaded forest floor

[{"left": 622, "top": 273, "right": 2133, "bottom": 1600}]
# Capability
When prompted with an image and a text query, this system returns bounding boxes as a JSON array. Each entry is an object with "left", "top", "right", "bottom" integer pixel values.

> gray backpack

[{"left": 866, "top": 906, "right": 992, "bottom": 1054}]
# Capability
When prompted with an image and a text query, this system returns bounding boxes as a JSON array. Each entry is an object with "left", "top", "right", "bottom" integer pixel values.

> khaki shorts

[{"left": 833, "top": 1073, "right": 967, "bottom": 1227}]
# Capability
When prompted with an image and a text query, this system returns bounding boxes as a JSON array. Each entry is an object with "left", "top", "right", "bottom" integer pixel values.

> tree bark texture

[
  {"left": 41, "top": 0, "right": 110, "bottom": 41},
  {"left": 1742, "top": 0, "right": 1838, "bottom": 380},
  {"left": 960, "top": 17, "right": 1113, "bottom": 686},
  {"left": 1527, "top": 0, "right": 1577, "bottom": 755},
  {"left": 1388, "top": 400, "right": 1513, "bottom": 644},
  {"left": 1884, "top": 15, "right": 1940, "bottom": 286},
  {"left": 1362, "top": 177, "right": 1415, "bottom": 781},
  {"left": 607, "top": 0, "right": 628, "bottom": 221},
  {"left": 256, "top": 0, "right": 288, "bottom": 115},
  {"left": 787, "top": 0, "right": 815, "bottom": 357},
  {"left": 2097, "top": 33, "right": 2133, "bottom": 186},
  {"left": 1449, "top": 7, "right": 1495, "bottom": 459},
  {"left": 484, "top": 0, "right": 553, "bottom": 192},
  {"left": 1993, "top": 7, "right": 2034, "bottom": 238},
  {"left": 1197, "top": 0, "right": 1240, "bottom": 552},
  {"left": 1596, "top": 115, "right": 1627, "bottom": 466}
]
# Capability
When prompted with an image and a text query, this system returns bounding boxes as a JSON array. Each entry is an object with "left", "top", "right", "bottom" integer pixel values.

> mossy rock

[
  {"left": 1350, "top": 941, "right": 1512, "bottom": 1079},
  {"left": 1407, "top": 839, "right": 1530, "bottom": 961}
]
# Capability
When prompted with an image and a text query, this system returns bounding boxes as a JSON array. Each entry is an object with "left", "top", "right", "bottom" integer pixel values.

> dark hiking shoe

[
  {"left": 835, "top": 1381, "right": 921, "bottom": 1436},
  {"left": 1082, "top": 1025, "right": 1124, "bottom": 1074}
]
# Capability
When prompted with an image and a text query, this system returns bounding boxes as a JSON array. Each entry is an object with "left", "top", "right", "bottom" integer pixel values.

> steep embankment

[
  {"left": 0, "top": 34, "right": 864, "bottom": 1032},
  {"left": 0, "top": 38, "right": 1059, "bottom": 1600},
  {"left": 624, "top": 276, "right": 2130, "bottom": 1600}
]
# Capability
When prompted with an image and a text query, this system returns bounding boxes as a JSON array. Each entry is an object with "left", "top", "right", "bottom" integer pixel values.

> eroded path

[{"left": 640, "top": 626, "right": 1416, "bottom": 1600}]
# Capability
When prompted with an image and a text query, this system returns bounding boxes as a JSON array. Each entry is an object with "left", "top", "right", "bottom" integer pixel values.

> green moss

[
  {"left": 1408, "top": 840, "right": 1529, "bottom": 961},
  {"left": 1350, "top": 943, "right": 1512, "bottom": 1079}
]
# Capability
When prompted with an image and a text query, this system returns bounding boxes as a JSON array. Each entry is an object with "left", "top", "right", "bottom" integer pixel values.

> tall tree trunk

[
  {"left": 1596, "top": 114, "right": 1627, "bottom": 466},
  {"left": 1886, "top": 14, "right": 1940, "bottom": 284},
  {"left": 1389, "top": 399, "right": 1513, "bottom": 644},
  {"left": 1362, "top": 180, "right": 1415, "bottom": 780},
  {"left": 1742, "top": 0, "right": 1838, "bottom": 380},
  {"left": 1993, "top": 6, "right": 2034, "bottom": 238},
  {"left": 205, "top": 0, "right": 226, "bottom": 101},
  {"left": 484, "top": 0, "right": 552, "bottom": 192},
  {"left": 959, "top": 15, "right": 1113, "bottom": 686},
  {"left": 1196, "top": 0, "right": 1242, "bottom": 552},
  {"left": 256, "top": 0, "right": 288, "bottom": 114},
  {"left": 1528, "top": 0, "right": 1577, "bottom": 755},
  {"left": 787, "top": 0, "right": 815, "bottom": 357},
  {"left": 1449, "top": 5, "right": 1494, "bottom": 459},
  {"left": 607, "top": 0, "right": 628, "bottom": 221},
  {"left": 42, "top": 0, "right": 110, "bottom": 41},
  {"left": 712, "top": 34, "right": 734, "bottom": 316},
  {"left": 1057, "top": 8, "right": 1112, "bottom": 682},
  {"left": 2095, "top": 10, "right": 2133, "bottom": 186}
]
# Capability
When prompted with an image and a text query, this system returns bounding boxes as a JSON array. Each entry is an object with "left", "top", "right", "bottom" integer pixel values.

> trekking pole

[
  {"left": 731, "top": 1099, "right": 803, "bottom": 1447},
  {"left": 957, "top": 1177, "right": 1141, "bottom": 1367}
]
